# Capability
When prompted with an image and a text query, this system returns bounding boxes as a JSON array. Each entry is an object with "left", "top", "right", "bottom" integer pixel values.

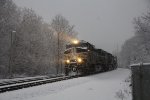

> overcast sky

[{"left": 13, "top": 0, "right": 148, "bottom": 52}]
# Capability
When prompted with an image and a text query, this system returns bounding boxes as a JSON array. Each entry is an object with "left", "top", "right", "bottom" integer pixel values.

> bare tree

[
  {"left": 0, "top": 1, "right": 77, "bottom": 78},
  {"left": 119, "top": 12, "right": 150, "bottom": 68},
  {"left": 51, "top": 14, "right": 77, "bottom": 74},
  {"left": 0, "top": 0, "right": 20, "bottom": 78}
]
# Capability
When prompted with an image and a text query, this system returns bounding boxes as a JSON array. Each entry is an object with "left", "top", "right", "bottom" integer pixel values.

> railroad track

[
  {"left": 0, "top": 76, "right": 49, "bottom": 86},
  {"left": 0, "top": 76, "right": 77, "bottom": 93},
  {"left": 0, "top": 70, "right": 109, "bottom": 93}
]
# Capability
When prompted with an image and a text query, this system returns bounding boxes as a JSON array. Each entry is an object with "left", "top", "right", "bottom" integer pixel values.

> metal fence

[{"left": 131, "top": 63, "right": 150, "bottom": 100}]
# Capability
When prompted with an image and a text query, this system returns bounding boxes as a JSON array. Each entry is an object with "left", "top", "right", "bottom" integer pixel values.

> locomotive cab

[
  {"left": 64, "top": 47, "right": 88, "bottom": 65},
  {"left": 64, "top": 40, "right": 93, "bottom": 76}
]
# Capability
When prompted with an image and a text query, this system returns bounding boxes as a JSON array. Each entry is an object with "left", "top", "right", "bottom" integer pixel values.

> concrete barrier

[{"left": 131, "top": 63, "right": 150, "bottom": 100}]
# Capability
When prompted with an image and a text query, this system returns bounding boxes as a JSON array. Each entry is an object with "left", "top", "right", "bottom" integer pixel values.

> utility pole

[
  {"left": 57, "top": 32, "right": 60, "bottom": 75},
  {"left": 9, "top": 30, "right": 16, "bottom": 78}
]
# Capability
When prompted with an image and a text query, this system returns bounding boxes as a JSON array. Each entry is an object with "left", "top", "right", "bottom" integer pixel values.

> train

[{"left": 64, "top": 40, "right": 117, "bottom": 76}]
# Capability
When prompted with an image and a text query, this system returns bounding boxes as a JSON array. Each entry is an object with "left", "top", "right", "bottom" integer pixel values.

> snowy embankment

[{"left": 0, "top": 68, "right": 131, "bottom": 100}]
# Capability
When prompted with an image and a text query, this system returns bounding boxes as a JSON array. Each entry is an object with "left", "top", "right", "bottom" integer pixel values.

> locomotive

[{"left": 64, "top": 40, "right": 117, "bottom": 76}]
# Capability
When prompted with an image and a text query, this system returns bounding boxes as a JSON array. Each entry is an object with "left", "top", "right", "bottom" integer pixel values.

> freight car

[{"left": 64, "top": 40, "right": 117, "bottom": 76}]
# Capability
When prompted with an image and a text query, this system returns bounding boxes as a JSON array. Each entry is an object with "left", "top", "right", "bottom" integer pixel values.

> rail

[{"left": 0, "top": 76, "right": 76, "bottom": 93}]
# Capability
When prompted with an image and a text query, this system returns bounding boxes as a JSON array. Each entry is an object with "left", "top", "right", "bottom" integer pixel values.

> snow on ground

[{"left": 0, "top": 68, "right": 131, "bottom": 100}]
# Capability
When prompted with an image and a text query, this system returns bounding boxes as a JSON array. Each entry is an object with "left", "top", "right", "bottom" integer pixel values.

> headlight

[
  {"left": 77, "top": 58, "right": 82, "bottom": 63},
  {"left": 66, "top": 60, "right": 70, "bottom": 64},
  {"left": 72, "top": 39, "right": 79, "bottom": 44}
]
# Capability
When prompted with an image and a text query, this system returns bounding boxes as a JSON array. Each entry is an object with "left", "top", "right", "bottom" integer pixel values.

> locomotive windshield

[
  {"left": 64, "top": 47, "right": 87, "bottom": 54},
  {"left": 66, "top": 43, "right": 87, "bottom": 49},
  {"left": 76, "top": 47, "right": 87, "bottom": 53},
  {"left": 64, "top": 41, "right": 93, "bottom": 54}
]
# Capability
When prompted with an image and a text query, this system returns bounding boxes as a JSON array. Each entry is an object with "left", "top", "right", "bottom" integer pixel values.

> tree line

[
  {"left": 119, "top": 12, "right": 150, "bottom": 68},
  {"left": 0, "top": 0, "right": 77, "bottom": 78}
]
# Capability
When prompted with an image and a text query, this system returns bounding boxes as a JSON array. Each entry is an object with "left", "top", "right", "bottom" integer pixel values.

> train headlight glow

[
  {"left": 66, "top": 60, "right": 70, "bottom": 64},
  {"left": 77, "top": 58, "right": 82, "bottom": 63},
  {"left": 72, "top": 40, "right": 79, "bottom": 44}
]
